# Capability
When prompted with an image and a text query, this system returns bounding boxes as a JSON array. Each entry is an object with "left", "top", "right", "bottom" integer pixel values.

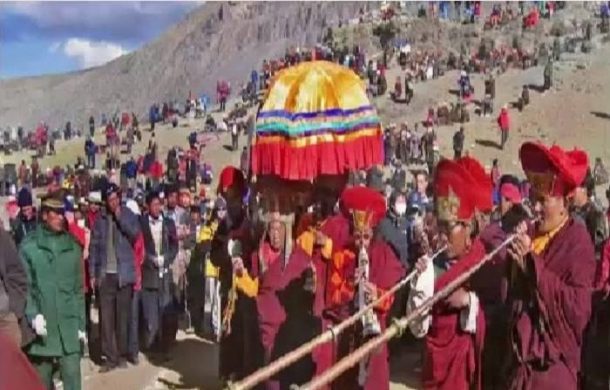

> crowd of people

[
  {"left": 3, "top": 129, "right": 610, "bottom": 390},
  {"left": 4, "top": 3, "right": 610, "bottom": 390}
]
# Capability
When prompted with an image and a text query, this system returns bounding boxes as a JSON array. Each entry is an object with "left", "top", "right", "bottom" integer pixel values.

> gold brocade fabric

[{"left": 261, "top": 61, "right": 369, "bottom": 113}]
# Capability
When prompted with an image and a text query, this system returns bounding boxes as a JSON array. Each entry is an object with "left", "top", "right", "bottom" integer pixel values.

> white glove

[
  {"left": 32, "top": 314, "right": 47, "bottom": 337},
  {"left": 78, "top": 330, "right": 87, "bottom": 343},
  {"left": 155, "top": 255, "right": 164, "bottom": 267}
]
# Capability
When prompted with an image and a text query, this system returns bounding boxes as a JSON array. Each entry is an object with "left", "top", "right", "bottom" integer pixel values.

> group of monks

[{"left": 210, "top": 138, "right": 597, "bottom": 390}]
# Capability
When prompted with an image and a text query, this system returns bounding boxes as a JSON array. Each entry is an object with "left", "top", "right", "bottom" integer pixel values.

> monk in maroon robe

[
  {"left": 329, "top": 187, "right": 405, "bottom": 390},
  {"left": 295, "top": 177, "right": 351, "bottom": 388},
  {"left": 505, "top": 142, "right": 595, "bottom": 389},
  {"left": 0, "top": 332, "right": 45, "bottom": 390},
  {"left": 235, "top": 210, "right": 318, "bottom": 390},
  {"left": 407, "top": 157, "right": 494, "bottom": 390},
  {"left": 210, "top": 166, "right": 259, "bottom": 382}
]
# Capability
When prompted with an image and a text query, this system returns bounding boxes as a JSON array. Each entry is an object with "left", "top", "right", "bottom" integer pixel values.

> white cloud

[{"left": 62, "top": 38, "right": 128, "bottom": 68}]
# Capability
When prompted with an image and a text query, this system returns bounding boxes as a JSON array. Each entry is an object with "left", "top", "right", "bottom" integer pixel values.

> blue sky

[{"left": 0, "top": 1, "right": 201, "bottom": 79}]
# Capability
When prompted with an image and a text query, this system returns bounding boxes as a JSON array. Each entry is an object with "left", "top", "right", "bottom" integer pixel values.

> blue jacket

[
  {"left": 125, "top": 160, "right": 138, "bottom": 178},
  {"left": 89, "top": 207, "right": 141, "bottom": 287},
  {"left": 85, "top": 139, "right": 96, "bottom": 156}
]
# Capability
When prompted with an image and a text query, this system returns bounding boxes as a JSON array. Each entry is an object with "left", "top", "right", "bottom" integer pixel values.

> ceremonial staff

[
  {"left": 229, "top": 247, "right": 447, "bottom": 390},
  {"left": 298, "top": 234, "right": 517, "bottom": 390}
]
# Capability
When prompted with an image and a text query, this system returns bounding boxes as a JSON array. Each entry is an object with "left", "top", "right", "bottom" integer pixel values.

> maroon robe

[
  {"left": 0, "top": 332, "right": 44, "bottom": 390},
  {"left": 332, "top": 240, "right": 405, "bottom": 390},
  {"left": 254, "top": 244, "right": 318, "bottom": 389},
  {"left": 310, "top": 214, "right": 351, "bottom": 387},
  {"left": 423, "top": 238, "right": 487, "bottom": 390},
  {"left": 507, "top": 218, "right": 595, "bottom": 389}
]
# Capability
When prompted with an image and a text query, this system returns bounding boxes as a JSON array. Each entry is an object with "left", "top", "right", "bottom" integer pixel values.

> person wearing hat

[
  {"left": 406, "top": 157, "right": 493, "bottom": 390},
  {"left": 474, "top": 172, "right": 528, "bottom": 390},
  {"left": 505, "top": 142, "right": 595, "bottom": 389},
  {"left": 139, "top": 190, "right": 178, "bottom": 360},
  {"left": 209, "top": 166, "right": 257, "bottom": 382},
  {"left": 11, "top": 187, "right": 37, "bottom": 246},
  {"left": 85, "top": 191, "right": 102, "bottom": 230},
  {"left": 19, "top": 192, "right": 86, "bottom": 389},
  {"left": 328, "top": 186, "right": 404, "bottom": 390},
  {"left": 89, "top": 183, "right": 141, "bottom": 372}
]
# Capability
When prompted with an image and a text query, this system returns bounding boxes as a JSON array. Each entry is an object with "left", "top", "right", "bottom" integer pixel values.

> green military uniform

[{"left": 20, "top": 225, "right": 85, "bottom": 390}]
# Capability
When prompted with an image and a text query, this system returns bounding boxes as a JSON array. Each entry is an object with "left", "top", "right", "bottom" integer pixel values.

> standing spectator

[
  {"left": 140, "top": 191, "right": 178, "bottom": 359},
  {"left": 31, "top": 157, "right": 40, "bottom": 188},
  {"left": 125, "top": 200, "right": 144, "bottom": 365},
  {"left": 20, "top": 193, "right": 86, "bottom": 389},
  {"left": 543, "top": 59, "right": 553, "bottom": 91},
  {"left": 452, "top": 126, "right": 465, "bottom": 159},
  {"left": 231, "top": 121, "right": 239, "bottom": 151},
  {"left": 497, "top": 105, "right": 510, "bottom": 149},
  {"left": 89, "top": 184, "right": 140, "bottom": 372},
  {"left": 18, "top": 160, "right": 28, "bottom": 188},
  {"left": 0, "top": 227, "right": 28, "bottom": 347},
  {"left": 11, "top": 187, "right": 37, "bottom": 246},
  {"left": 125, "top": 157, "right": 138, "bottom": 192},
  {"left": 85, "top": 137, "right": 96, "bottom": 169},
  {"left": 89, "top": 116, "right": 95, "bottom": 137}
]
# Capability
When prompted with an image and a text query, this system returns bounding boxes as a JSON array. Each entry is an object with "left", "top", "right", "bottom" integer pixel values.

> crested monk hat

[{"left": 519, "top": 142, "right": 589, "bottom": 197}]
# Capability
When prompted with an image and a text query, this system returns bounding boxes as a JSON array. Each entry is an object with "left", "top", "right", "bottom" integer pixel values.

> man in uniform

[{"left": 20, "top": 193, "right": 86, "bottom": 390}]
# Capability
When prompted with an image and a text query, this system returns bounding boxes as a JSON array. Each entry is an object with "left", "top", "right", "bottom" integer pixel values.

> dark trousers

[
  {"left": 231, "top": 134, "right": 238, "bottom": 151},
  {"left": 87, "top": 154, "right": 95, "bottom": 169},
  {"left": 501, "top": 128, "right": 509, "bottom": 149},
  {"left": 99, "top": 273, "right": 132, "bottom": 365},
  {"left": 128, "top": 290, "right": 141, "bottom": 358},
  {"left": 142, "top": 288, "right": 178, "bottom": 354},
  {"left": 454, "top": 149, "right": 462, "bottom": 160}
]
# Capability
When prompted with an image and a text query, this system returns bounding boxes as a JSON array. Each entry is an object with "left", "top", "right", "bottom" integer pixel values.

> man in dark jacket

[
  {"left": 89, "top": 183, "right": 140, "bottom": 372},
  {"left": 11, "top": 187, "right": 37, "bottom": 246},
  {"left": 377, "top": 191, "right": 410, "bottom": 266},
  {"left": 125, "top": 157, "right": 138, "bottom": 192},
  {"left": 453, "top": 126, "right": 465, "bottom": 160},
  {"left": 572, "top": 172, "right": 608, "bottom": 259},
  {"left": 0, "top": 227, "right": 28, "bottom": 347},
  {"left": 139, "top": 191, "right": 178, "bottom": 358},
  {"left": 85, "top": 137, "right": 96, "bottom": 169}
]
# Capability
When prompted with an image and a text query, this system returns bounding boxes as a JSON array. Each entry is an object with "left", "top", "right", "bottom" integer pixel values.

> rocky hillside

[{"left": 0, "top": 2, "right": 372, "bottom": 130}]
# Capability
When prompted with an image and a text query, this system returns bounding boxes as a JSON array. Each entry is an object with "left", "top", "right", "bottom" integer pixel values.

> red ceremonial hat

[
  {"left": 434, "top": 159, "right": 485, "bottom": 223},
  {"left": 519, "top": 142, "right": 589, "bottom": 197},
  {"left": 340, "top": 186, "right": 387, "bottom": 230},
  {"left": 217, "top": 166, "right": 246, "bottom": 198},
  {"left": 456, "top": 156, "right": 494, "bottom": 213}
]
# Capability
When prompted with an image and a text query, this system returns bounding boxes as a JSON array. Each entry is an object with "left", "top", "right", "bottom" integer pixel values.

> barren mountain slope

[{"left": 0, "top": 2, "right": 371, "bottom": 129}]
